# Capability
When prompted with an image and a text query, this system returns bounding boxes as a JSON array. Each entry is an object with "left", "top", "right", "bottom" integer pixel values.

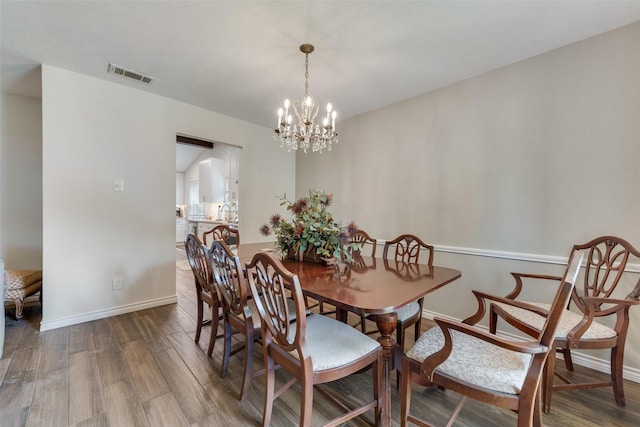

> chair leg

[
  {"left": 195, "top": 298, "right": 204, "bottom": 343},
  {"left": 400, "top": 358, "right": 414, "bottom": 427},
  {"left": 374, "top": 356, "right": 382, "bottom": 426},
  {"left": 532, "top": 385, "right": 543, "bottom": 427},
  {"left": 13, "top": 298, "right": 25, "bottom": 320},
  {"left": 262, "top": 351, "right": 275, "bottom": 427},
  {"left": 239, "top": 329, "right": 255, "bottom": 402},
  {"left": 611, "top": 346, "right": 626, "bottom": 406},
  {"left": 543, "top": 350, "right": 556, "bottom": 413},
  {"left": 414, "top": 315, "right": 422, "bottom": 342},
  {"left": 561, "top": 348, "right": 574, "bottom": 371},
  {"left": 207, "top": 301, "right": 219, "bottom": 356},
  {"left": 522, "top": 386, "right": 543, "bottom": 427},
  {"left": 221, "top": 318, "right": 232, "bottom": 378},
  {"left": 299, "top": 373, "right": 314, "bottom": 427}
]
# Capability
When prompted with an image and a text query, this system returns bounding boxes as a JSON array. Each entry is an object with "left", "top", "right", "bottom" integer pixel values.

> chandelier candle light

[{"left": 274, "top": 44, "right": 338, "bottom": 153}]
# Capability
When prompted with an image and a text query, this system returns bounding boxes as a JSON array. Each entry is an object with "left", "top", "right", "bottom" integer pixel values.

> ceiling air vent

[{"left": 107, "top": 63, "right": 154, "bottom": 84}]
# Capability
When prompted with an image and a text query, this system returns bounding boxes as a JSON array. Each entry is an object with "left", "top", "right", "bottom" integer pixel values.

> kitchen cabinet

[
  {"left": 176, "top": 218, "right": 187, "bottom": 243},
  {"left": 198, "top": 157, "right": 225, "bottom": 203},
  {"left": 228, "top": 149, "right": 240, "bottom": 202}
]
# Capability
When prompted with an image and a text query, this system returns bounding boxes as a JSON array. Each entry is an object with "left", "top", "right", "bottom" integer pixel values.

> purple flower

[
  {"left": 291, "top": 198, "right": 308, "bottom": 214},
  {"left": 260, "top": 224, "right": 272, "bottom": 236},
  {"left": 269, "top": 214, "right": 282, "bottom": 226},
  {"left": 346, "top": 221, "right": 358, "bottom": 237},
  {"left": 324, "top": 193, "right": 333, "bottom": 206}
]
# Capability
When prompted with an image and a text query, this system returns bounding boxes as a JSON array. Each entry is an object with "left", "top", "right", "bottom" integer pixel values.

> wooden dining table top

[{"left": 234, "top": 242, "right": 462, "bottom": 315}]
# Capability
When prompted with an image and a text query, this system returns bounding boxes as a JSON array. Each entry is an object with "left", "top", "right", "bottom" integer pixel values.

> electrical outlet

[{"left": 112, "top": 276, "right": 123, "bottom": 290}]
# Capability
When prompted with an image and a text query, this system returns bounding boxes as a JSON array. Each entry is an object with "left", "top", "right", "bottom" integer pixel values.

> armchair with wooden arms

[
  {"left": 472, "top": 235, "right": 640, "bottom": 413},
  {"left": 400, "top": 250, "right": 583, "bottom": 427}
]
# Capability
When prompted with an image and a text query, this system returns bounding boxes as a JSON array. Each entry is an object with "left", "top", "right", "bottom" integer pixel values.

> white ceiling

[
  {"left": 2, "top": 1, "right": 640, "bottom": 132},
  {"left": 175, "top": 143, "right": 208, "bottom": 173}
]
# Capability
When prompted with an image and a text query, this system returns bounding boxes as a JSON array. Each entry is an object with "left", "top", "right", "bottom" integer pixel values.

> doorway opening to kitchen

[{"left": 175, "top": 135, "right": 240, "bottom": 261}]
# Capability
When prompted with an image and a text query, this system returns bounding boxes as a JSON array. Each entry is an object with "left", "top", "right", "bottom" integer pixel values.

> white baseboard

[
  {"left": 39, "top": 295, "right": 178, "bottom": 332},
  {"left": 422, "top": 309, "right": 640, "bottom": 384}
]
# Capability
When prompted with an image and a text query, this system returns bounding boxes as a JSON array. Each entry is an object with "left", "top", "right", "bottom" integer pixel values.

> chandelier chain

[{"left": 304, "top": 53, "right": 309, "bottom": 98}]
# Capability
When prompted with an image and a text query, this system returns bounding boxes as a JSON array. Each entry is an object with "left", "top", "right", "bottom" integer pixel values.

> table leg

[{"left": 374, "top": 312, "right": 398, "bottom": 427}]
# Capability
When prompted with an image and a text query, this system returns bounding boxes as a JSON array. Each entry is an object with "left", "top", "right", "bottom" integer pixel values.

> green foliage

[{"left": 260, "top": 189, "right": 360, "bottom": 262}]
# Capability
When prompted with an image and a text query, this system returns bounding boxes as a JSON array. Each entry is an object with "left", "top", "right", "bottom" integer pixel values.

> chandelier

[{"left": 274, "top": 44, "right": 338, "bottom": 153}]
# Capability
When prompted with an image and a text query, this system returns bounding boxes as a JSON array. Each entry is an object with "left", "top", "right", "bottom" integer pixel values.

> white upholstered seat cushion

[
  {"left": 363, "top": 301, "right": 420, "bottom": 323},
  {"left": 406, "top": 326, "right": 532, "bottom": 394},
  {"left": 493, "top": 302, "right": 616, "bottom": 340},
  {"left": 396, "top": 301, "right": 420, "bottom": 322},
  {"left": 289, "top": 314, "right": 380, "bottom": 371}
]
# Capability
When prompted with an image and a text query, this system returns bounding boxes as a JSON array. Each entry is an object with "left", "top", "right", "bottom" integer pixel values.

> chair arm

[
  {"left": 462, "top": 290, "right": 550, "bottom": 325},
  {"left": 506, "top": 272, "right": 563, "bottom": 299},
  {"left": 420, "top": 317, "right": 548, "bottom": 380},
  {"left": 566, "top": 296, "right": 640, "bottom": 345}
]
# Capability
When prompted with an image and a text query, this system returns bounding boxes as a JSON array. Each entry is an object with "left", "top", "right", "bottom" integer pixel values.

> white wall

[
  {"left": 296, "top": 22, "right": 640, "bottom": 378},
  {"left": 40, "top": 65, "right": 294, "bottom": 330},
  {"left": 0, "top": 92, "right": 43, "bottom": 269}
]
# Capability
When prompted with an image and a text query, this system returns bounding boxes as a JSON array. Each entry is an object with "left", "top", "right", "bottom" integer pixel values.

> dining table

[{"left": 234, "top": 242, "right": 462, "bottom": 427}]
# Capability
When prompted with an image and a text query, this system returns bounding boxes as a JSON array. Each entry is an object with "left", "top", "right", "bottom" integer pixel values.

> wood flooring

[{"left": 1, "top": 246, "right": 639, "bottom": 426}]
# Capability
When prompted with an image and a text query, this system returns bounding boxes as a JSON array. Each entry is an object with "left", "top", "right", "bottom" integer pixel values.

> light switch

[{"left": 113, "top": 179, "right": 124, "bottom": 192}]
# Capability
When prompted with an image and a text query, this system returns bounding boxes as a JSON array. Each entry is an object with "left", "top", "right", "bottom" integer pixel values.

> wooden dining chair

[
  {"left": 348, "top": 229, "right": 379, "bottom": 331},
  {"left": 475, "top": 235, "right": 640, "bottom": 413},
  {"left": 401, "top": 250, "right": 584, "bottom": 427},
  {"left": 245, "top": 251, "right": 383, "bottom": 427},
  {"left": 203, "top": 224, "right": 240, "bottom": 247},
  {"left": 209, "top": 239, "right": 262, "bottom": 401},
  {"left": 349, "top": 229, "right": 378, "bottom": 258},
  {"left": 184, "top": 233, "right": 221, "bottom": 356},
  {"left": 381, "top": 234, "right": 434, "bottom": 352}
]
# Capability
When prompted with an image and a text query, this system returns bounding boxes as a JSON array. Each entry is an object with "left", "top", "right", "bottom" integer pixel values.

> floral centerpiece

[{"left": 260, "top": 189, "right": 360, "bottom": 264}]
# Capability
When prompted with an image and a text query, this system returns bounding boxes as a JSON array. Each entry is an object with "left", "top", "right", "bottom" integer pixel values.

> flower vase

[{"left": 288, "top": 247, "right": 334, "bottom": 265}]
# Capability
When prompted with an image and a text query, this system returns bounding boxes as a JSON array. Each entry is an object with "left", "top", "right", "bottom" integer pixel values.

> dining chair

[
  {"left": 184, "top": 233, "right": 221, "bottom": 356},
  {"left": 203, "top": 224, "right": 240, "bottom": 247},
  {"left": 348, "top": 229, "right": 379, "bottom": 332},
  {"left": 473, "top": 235, "right": 640, "bottom": 413},
  {"left": 381, "top": 234, "right": 434, "bottom": 352},
  {"left": 245, "top": 251, "right": 383, "bottom": 427},
  {"left": 401, "top": 249, "right": 584, "bottom": 427},
  {"left": 349, "top": 229, "right": 378, "bottom": 258},
  {"left": 209, "top": 239, "right": 262, "bottom": 401}
]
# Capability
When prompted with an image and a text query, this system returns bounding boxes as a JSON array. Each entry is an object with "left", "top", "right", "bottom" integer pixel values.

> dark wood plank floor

[{"left": 1, "top": 246, "right": 639, "bottom": 426}]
